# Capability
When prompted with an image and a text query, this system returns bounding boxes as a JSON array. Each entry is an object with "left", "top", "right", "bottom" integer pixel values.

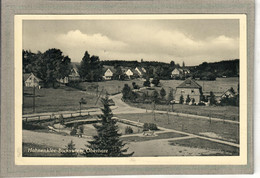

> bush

[
  {"left": 125, "top": 126, "right": 133, "bottom": 134},
  {"left": 143, "top": 123, "right": 158, "bottom": 131},
  {"left": 198, "top": 102, "right": 206, "bottom": 106},
  {"left": 70, "top": 128, "right": 77, "bottom": 136},
  {"left": 143, "top": 79, "right": 150, "bottom": 87},
  {"left": 22, "top": 122, "right": 47, "bottom": 130}
]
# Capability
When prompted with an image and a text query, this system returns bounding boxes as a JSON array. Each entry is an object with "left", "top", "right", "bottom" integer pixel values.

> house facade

[
  {"left": 103, "top": 68, "right": 114, "bottom": 80},
  {"left": 135, "top": 67, "right": 146, "bottom": 78},
  {"left": 174, "top": 78, "right": 202, "bottom": 104},
  {"left": 23, "top": 73, "right": 42, "bottom": 88},
  {"left": 171, "top": 68, "right": 190, "bottom": 78},
  {"left": 68, "top": 68, "right": 80, "bottom": 82}
]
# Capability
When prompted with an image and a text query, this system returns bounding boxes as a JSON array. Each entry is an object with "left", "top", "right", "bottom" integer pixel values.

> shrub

[
  {"left": 192, "top": 98, "right": 195, "bottom": 105},
  {"left": 198, "top": 102, "right": 206, "bottom": 106},
  {"left": 143, "top": 79, "right": 150, "bottom": 87},
  {"left": 70, "top": 128, "right": 77, "bottom": 136},
  {"left": 125, "top": 126, "right": 133, "bottom": 134},
  {"left": 143, "top": 123, "right": 158, "bottom": 131},
  {"left": 186, "top": 95, "right": 191, "bottom": 104},
  {"left": 22, "top": 122, "right": 47, "bottom": 130},
  {"left": 179, "top": 95, "right": 184, "bottom": 104}
]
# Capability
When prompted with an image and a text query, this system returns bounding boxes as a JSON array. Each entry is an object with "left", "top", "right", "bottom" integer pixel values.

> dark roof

[
  {"left": 23, "top": 73, "right": 31, "bottom": 81},
  {"left": 176, "top": 78, "right": 202, "bottom": 89},
  {"left": 103, "top": 65, "right": 116, "bottom": 73},
  {"left": 135, "top": 67, "right": 146, "bottom": 75},
  {"left": 23, "top": 73, "right": 43, "bottom": 82}
]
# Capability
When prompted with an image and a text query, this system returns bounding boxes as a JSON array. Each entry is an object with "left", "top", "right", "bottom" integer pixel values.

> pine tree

[
  {"left": 209, "top": 91, "right": 216, "bottom": 105},
  {"left": 62, "top": 140, "right": 77, "bottom": 157},
  {"left": 179, "top": 95, "right": 184, "bottom": 104},
  {"left": 85, "top": 95, "right": 134, "bottom": 157},
  {"left": 160, "top": 88, "right": 166, "bottom": 100},
  {"left": 167, "top": 89, "right": 174, "bottom": 103},
  {"left": 152, "top": 90, "right": 159, "bottom": 103},
  {"left": 186, "top": 95, "right": 191, "bottom": 104}
]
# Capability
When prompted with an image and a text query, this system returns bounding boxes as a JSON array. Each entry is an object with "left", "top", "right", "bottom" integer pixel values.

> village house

[
  {"left": 23, "top": 73, "right": 43, "bottom": 88},
  {"left": 102, "top": 66, "right": 116, "bottom": 80},
  {"left": 121, "top": 67, "right": 134, "bottom": 79},
  {"left": 171, "top": 68, "right": 190, "bottom": 78},
  {"left": 68, "top": 67, "right": 80, "bottom": 82},
  {"left": 221, "top": 88, "right": 236, "bottom": 99},
  {"left": 174, "top": 78, "right": 202, "bottom": 104},
  {"left": 134, "top": 67, "right": 146, "bottom": 78},
  {"left": 58, "top": 66, "right": 80, "bottom": 84}
]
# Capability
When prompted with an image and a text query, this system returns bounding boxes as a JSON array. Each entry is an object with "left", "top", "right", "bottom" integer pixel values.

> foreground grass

[
  {"left": 127, "top": 102, "right": 239, "bottom": 121},
  {"left": 169, "top": 138, "right": 239, "bottom": 156},
  {"left": 115, "top": 113, "right": 239, "bottom": 143},
  {"left": 121, "top": 132, "right": 186, "bottom": 142},
  {"left": 23, "top": 86, "right": 101, "bottom": 114}
]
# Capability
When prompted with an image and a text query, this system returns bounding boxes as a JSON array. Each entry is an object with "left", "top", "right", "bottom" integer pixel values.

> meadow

[
  {"left": 115, "top": 113, "right": 239, "bottom": 144},
  {"left": 79, "top": 77, "right": 239, "bottom": 95},
  {"left": 127, "top": 102, "right": 239, "bottom": 121},
  {"left": 23, "top": 86, "right": 101, "bottom": 114}
]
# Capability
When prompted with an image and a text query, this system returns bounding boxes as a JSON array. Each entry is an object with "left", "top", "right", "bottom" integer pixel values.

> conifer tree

[
  {"left": 62, "top": 140, "right": 77, "bottom": 157},
  {"left": 85, "top": 95, "right": 134, "bottom": 157},
  {"left": 160, "top": 88, "right": 166, "bottom": 100},
  {"left": 179, "top": 95, "right": 184, "bottom": 104},
  {"left": 167, "top": 89, "right": 174, "bottom": 104}
]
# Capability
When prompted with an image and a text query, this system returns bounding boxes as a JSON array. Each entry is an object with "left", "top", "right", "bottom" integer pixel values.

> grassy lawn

[
  {"left": 121, "top": 132, "right": 186, "bottom": 142},
  {"left": 169, "top": 138, "right": 239, "bottom": 156},
  {"left": 115, "top": 113, "right": 239, "bottom": 143},
  {"left": 23, "top": 86, "right": 101, "bottom": 114},
  {"left": 78, "top": 79, "right": 144, "bottom": 95},
  {"left": 127, "top": 102, "right": 239, "bottom": 121}
]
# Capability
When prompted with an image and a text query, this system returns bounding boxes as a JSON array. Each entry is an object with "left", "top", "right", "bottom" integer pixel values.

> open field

[
  {"left": 78, "top": 79, "right": 144, "bottom": 95},
  {"left": 127, "top": 102, "right": 239, "bottom": 121},
  {"left": 79, "top": 77, "right": 239, "bottom": 95},
  {"left": 23, "top": 86, "right": 101, "bottom": 114},
  {"left": 115, "top": 113, "right": 239, "bottom": 143},
  {"left": 160, "top": 77, "right": 239, "bottom": 94},
  {"left": 121, "top": 132, "right": 186, "bottom": 142},
  {"left": 169, "top": 138, "right": 239, "bottom": 155}
]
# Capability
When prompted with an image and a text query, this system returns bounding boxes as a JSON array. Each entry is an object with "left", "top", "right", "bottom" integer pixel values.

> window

[{"left": 191, "top": 90, "right": 194, "bottom": 93}]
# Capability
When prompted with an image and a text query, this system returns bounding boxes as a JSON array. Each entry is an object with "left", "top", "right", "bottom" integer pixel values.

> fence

[{"left": 22, "top": 110, "right": 95, "bottom": 123}]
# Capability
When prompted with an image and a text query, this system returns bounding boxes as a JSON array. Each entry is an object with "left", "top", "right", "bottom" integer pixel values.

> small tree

[
  {"left": 167, "top": 89, "right": 174, "bottom": 104},
  {"left": 209, "top": 91, "right": 216, "bottom": 105},
  {"left": 192, "top": 98, "right": 195, "bottom": 105},
  {"left": 59, "top": 114, "right": 64, "bottom": 125},
  {"left": 179, "top": 95, "right": 184, "bottom": 104},
  {"left": 62, "top": 140, "right": 77, "bottom": 157},
  {"left": 186, "top": 95, "right": 191, "bottom": 104},
  {"left": 143, "top": 78, "right": 150, "bottom": 87},
  {"left": 122, "top": 84, "right": 131, "bottom": 100},
  {"left": 160, "top": 88, "right": 166, "bottom": 100},
  {"left": 85, "top": 95, "right": 134, "bottom": 157},
  {"left": 151, "top": 76, "right": 160, "bottom": 87},
  {"left": 152, "top": 90, "right": 159, "bottom": 103}
]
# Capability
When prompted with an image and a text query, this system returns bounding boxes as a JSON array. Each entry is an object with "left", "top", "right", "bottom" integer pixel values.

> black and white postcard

[{"left": 14, "top": 15, "right": 248, "bottom": 166}]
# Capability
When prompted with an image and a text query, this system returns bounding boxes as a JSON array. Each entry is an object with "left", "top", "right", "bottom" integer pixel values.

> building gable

[{"left": 176, "top": 78, "right": 202, "bottom": 89}]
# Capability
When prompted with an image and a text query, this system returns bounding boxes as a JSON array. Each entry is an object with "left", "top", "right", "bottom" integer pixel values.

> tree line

[{"left": 23, "top": 49, "right": 71, "bottom": 87}]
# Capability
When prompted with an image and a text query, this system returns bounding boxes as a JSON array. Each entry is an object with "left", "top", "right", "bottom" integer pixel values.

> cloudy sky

[{"left": 23, "top": 19, "right": 239, "bottom": 66}]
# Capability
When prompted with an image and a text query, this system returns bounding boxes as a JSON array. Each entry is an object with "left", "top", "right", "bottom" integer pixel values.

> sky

[{"left": 23, "top": 19, "right": 239, "bottom": 66}]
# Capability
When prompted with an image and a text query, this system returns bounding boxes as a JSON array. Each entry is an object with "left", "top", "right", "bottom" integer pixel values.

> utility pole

[
  {"left": 153, "top": 101, "right": 156, "bottom": 121},
  {"left": 167, "top": 108, "right": 170, "bottom": 124},
  {"left": 33, "top": 86, "right": 35, "bottom": 113}
]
